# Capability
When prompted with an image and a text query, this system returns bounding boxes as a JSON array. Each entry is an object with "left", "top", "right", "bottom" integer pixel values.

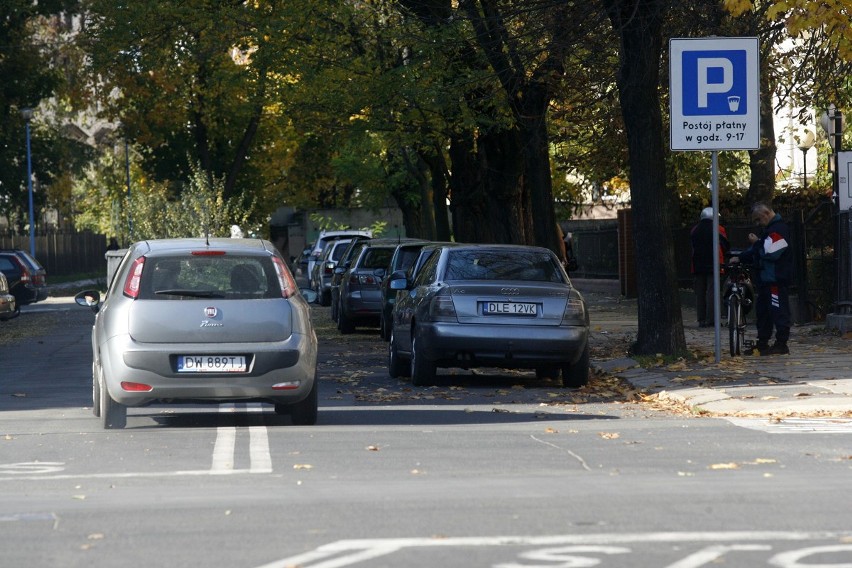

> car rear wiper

[{"left": 155, "top": 289, "right": 225, "bottom": 298}]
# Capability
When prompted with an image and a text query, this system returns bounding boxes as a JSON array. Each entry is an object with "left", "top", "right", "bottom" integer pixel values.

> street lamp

[
  {"left": 821, "top": 105, "right": 848, "bottom": 321},
  {"left": 797, "top": 130, "right": 816, "bottom": 192},
  {"left": 20, "top": 108, "right": 35, "bottom": 257}
]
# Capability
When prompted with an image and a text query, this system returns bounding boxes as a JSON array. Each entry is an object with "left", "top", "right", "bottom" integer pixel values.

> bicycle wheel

[{"left": 728, "top": 295, "right": 742, "bottom": 356}]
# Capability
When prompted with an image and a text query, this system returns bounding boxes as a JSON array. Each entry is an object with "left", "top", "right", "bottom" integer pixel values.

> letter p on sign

[{"left": 697, "top": 58, "right": 733, "bottom": 108}]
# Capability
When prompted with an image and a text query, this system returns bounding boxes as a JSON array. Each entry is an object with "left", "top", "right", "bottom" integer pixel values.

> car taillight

[
  {"left": 561, "top": 298, "right": 587, "bottom": 324},
  {"left": 18, "top": 267, "right": 31, "bottom": 283},
  {"left": 272, "top": 256, "right": 297, "bottom": 298},
  {"left": 32, "top": 273, "right": 45, "bottom": 286},
  {"left": 123, "top": 257, "right": 145, "bottom": 298},
  {"left": 324, "top": 263, "right": 334, "bottom": 275},
  {"left": 358, "top": 274, "right": 379, "bottom": 285},
  {"left": 429, "top": 292, "right": 457, "bottom": 320}
]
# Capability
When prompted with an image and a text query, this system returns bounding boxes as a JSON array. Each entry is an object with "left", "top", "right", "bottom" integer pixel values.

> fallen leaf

[
  {"left": 87, "top": 534, "right": 104, "bottom": 541},
  {"left": 545, "top": 427, "right": 558, "bottom": 434},
  {"left": 793, "top": 392, "right": 812, "bottom": 397},
  {"left": 366, "top": 445, "right": 380, "bottom": 451},
  {"left": 598, "top": 432, "right": 620, "bottom": 440},
  {"left": 761, "top": 396, "right": 779, "bottom": 400},
  {"left": 709, "top": 462, "right": 740, "bottom": 470},
  {"left": 293, "top": 464, "right": 313, "bottom": 470}
]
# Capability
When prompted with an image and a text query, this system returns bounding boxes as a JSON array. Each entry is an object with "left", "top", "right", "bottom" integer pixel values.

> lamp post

[
  {"left": 821, "top": 105, "right": 848, "bottom": 316},
  {"left": 797, "top": 130, "right": 816, "bottom": 193},
  {"left": 20, "top": 108, "right": 35, "bottom": 257}
]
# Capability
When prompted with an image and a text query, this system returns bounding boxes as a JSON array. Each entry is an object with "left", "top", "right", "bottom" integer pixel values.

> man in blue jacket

[{"left": 731, "top": 203, "right": 793, "bottom": 355}]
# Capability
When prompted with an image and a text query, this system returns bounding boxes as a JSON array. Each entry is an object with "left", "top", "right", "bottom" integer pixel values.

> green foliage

[
  {"left": 127, "top": 162, "right": 254, "bottom": 240},
  {"left": 308, "top": 213, "right": 387, "bottom": 237}
]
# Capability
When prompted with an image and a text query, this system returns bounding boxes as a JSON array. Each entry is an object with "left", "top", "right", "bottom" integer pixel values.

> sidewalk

[{"left": 575, "top": 279, "right": 852, "bottom": 418}]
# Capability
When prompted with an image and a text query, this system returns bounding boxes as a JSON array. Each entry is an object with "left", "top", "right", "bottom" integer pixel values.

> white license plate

[
  {"left": 482, "top": 301, "right": 537, "bottom": 315},
  {"left": 177, "top": 355, "right": 247, "bottom": 373}
]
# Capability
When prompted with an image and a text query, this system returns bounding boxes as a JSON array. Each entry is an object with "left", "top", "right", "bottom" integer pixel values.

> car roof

[{"left": 132, "top": 238, "right": 276, "bottom": 255}]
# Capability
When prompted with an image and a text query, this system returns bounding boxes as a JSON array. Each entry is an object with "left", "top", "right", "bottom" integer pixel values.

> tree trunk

[
  {"left": 604, "top": 0, "right": 686, "bottom": 356},
  {"left": 746, "top": 65, "right": 777, "bottom": 209}
]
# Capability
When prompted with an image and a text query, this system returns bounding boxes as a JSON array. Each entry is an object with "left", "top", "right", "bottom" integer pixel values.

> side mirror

[
  {"left": 334, "top": 266, "right": 346, "bottom": 275},
  {"left": 74, "top": 290, "right": 101, "bottom": 313},
  {"left": 300, "top": 288, "right": 319, "bottom": 304},
  {"left": 389, "top": 273, "right": 408, "bottom": 291}
]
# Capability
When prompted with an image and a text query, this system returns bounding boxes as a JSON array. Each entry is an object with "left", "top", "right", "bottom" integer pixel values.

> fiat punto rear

[{"left": 76, "top": 238, "right": 318, "bottom": 429}]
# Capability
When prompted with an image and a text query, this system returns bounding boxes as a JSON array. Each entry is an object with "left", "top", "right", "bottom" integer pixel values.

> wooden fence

[{"left": 0, "top": 231, "right": 108, "bottom": 277}]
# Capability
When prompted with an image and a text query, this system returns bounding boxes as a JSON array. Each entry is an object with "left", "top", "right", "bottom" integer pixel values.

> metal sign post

[{"left": 670, "top": 37, "right": 761, "bottom": 362}]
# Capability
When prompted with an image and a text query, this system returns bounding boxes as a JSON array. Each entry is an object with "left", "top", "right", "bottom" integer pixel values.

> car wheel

[
  {"left": 410, "top": 335, "right": 436, "bottom": 387},
  {"left": 379, "top": 314, "right": 388, "bottom": 341},
  {"left": 338, "top": 310, "right": 355, "bottom": 334},
  {"left": 92, "top": 362, "right": 101, "bottom": 417},
  {"left": 331, "top": 296, "right": 339, "bottom": 322},
  {"left": 535, "top": 366, "right": 560, "bottom": 380},
  {"left": 561, "top": 343, "right": 590, "bottom": 388},
  {"left": 99, "top": 366, "right": 127, "bottom": 429},
  {"left": 0, "top": 306, "right": 20, "bottom": 321},
  {"left": 276, "top": 376, "right": 318, "bottom": 426},
  {"left": 388, "top": 329, "right": 409, "bottom": 378}
]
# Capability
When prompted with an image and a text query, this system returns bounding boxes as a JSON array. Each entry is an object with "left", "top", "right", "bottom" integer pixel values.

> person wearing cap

[
  {"left": 730, "top": 202, "right": 793, "bottom": 356},
  {"left": 690, "top": 207, "right": 729, "bottom": 328}
]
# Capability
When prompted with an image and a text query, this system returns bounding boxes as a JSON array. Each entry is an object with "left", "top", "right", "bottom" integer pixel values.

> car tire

[
  {"left": 277, "top": 377, "right": 318, "bottom": 426},
  {"left": 0, "top": 306, "right": 20, "bottom": 321},
  {"left": 92, "top": 362, "right": 101, "bottom": 418},
  {"left": 561, "top": 343, "right": 590, "bottom": 388},
  {"left": 388, "top": 329, "right": 409, "bottom": 378},
  {"left": 99, "top": 367, "right": 127, "bottom": 429},
  {"left": 410, "top": 335, "right": 436, "bottom": 387},
  {"left": 535, "top": 366, "right": 560, "bottom": 380},
  {"left": 330, "top": 296, "right": 339, "bottom": 322},
  {"left": 338, "top": 310, "right": 355, "bottom": 334}
]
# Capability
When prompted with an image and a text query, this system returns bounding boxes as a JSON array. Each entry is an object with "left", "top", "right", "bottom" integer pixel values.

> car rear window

[
  {"left": 445, "top": 250, "right": 563, "bottom": 282},
  {"left": 138, "top": 255, "right": 280, "bottom": 300},
  {"left": 360, "top": 247, "right": 394, "bottom": 270}
]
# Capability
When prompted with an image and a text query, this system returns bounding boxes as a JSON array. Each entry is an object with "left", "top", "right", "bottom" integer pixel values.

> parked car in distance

[
  {"left": 329, "top": 236, "right": 372, "bottom": 323},
  {"left": 0, "top": 249, "right": 48, "bottom": 307},
  {"left": 388, "top": 244, "right": 590, "bottom": 387},
  {"left": 295, "top": 244, "right": 313, "bottom": 277},
  {"left": 379, "top": 240, "right": 431, "bottom": 340},
  {"left": 307, "top": 229, "right": 372, "bottom": 288},
  {"left": 311, "top": 238, "right": 352, "bottom": 306},
  {"left": 337, "top": 239, "right": 415, "bottom": 334},
  {"left": 75, "top": 238, "right": 319, "bottom": 429},
  {"left": 0, "top": 271, "right": 17, "bottom": 320}
]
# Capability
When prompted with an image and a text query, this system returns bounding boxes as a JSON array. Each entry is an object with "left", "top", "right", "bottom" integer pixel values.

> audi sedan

[
  {"left": 388, "top": 244, "right": 590, "bottom": 387},
  {"left": 75, "top": 238, "right": 319, "bottom": 429}
]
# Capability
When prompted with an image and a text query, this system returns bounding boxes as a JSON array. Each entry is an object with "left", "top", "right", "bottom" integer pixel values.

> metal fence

[{"left": 0, "top": 231, "right": 108, "bottom": 277}]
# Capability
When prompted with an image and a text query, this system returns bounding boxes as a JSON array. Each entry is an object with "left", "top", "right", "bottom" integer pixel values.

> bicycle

[{"left": 722, "top": 258, "right": 755, "bottom": 356}]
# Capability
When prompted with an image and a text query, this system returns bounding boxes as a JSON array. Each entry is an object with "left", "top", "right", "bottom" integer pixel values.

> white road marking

[
  {"left": 254, "top": 532, "right": 852, "bottom": 568},
  {"left": 210, "top": 404, "right": 237, "bottom": 473},
  {"left": 0, "top": 403, "right": 274, "bottom": 481},
  {"left": 726, "top": 417, "right": 852, "bottom": 434}
]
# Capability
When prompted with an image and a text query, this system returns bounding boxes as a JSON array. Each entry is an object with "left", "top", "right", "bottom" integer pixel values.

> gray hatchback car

[
  {"left": 76, "top": 238, "right": 318, "bottom": 429},
  {"left": 388, "top": 244, "right": 590, "bottom": 387}
]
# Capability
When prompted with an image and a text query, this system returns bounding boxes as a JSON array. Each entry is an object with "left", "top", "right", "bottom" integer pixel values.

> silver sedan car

[
  {"left": 76, "top": 238, "right": 319, "bottom": 429},
  {"left": 388, "top": 244, "right": 590, "bottom": 387}
]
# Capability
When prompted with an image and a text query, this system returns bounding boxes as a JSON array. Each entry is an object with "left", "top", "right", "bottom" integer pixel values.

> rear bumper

[
  {"left": 99, "top": 332, "right": 318, "bottom": 407},
  {"left": 416, "top": 322, "right": 588, "bottom": 368},
  {"left": 0, "top": 294, "right": 15, "bottom": 317}
]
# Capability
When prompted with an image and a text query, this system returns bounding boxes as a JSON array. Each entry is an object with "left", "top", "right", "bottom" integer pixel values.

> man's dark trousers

[{"left": 755, "top": 283, "right": 791, "bottom": 345}]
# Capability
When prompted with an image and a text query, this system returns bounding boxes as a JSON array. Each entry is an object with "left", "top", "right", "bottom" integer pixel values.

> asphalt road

[{"left": 1, "top": 299, "right": 850, "bottom": 567}]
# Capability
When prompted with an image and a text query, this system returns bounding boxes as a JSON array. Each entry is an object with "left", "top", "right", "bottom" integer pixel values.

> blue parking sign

[
  {"left": 682, "top": 50, "right": 747, "bottom": 116},
  {"left": 670, "top": 37, "right": 760, "bottom": 151}
]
